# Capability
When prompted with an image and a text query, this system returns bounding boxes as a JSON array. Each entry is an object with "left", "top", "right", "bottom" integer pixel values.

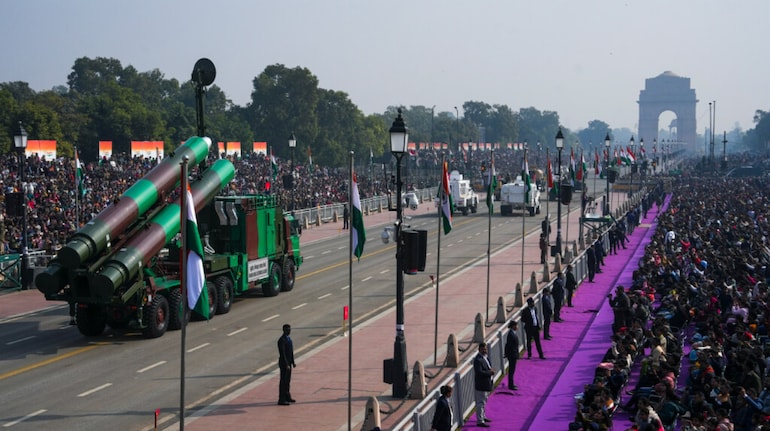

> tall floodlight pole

[
  {"left": 389, "top": 109, "right": 409, "bottom": 398},
  {"left": 638, "top": 138, "right": 644, "bottom": 192},
  {"left": 288, "top": 132, "right": 297, "bottom": 211},
  {"left": 555, "top": 128, "right": 564, "bottom": 256}
]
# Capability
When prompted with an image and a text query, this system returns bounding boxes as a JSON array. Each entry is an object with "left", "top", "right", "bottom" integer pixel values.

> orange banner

[
  {"left": 99, "top": 141, "right": 113, "bottom": 159},
  {"left": 253, "top": 141, "right": 267, "bottom": 155},
  {"left": 26, "top": 140, "right": 57, "bottom": 159},
  {"left": 131, "top": 141, "right": 164, "bottom": 159}
]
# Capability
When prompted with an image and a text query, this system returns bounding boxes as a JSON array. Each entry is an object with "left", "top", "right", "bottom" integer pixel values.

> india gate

[{"left": 638, "top": 71, "right": 698, "bottom": 149}]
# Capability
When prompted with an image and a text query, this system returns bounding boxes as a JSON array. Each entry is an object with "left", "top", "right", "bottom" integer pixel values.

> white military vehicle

[
  {"left": 449, "top": 170, "right": 478, "bottom": 215},
  {"left": 500, "top": 175, "right": 541, "bottom": 216}
]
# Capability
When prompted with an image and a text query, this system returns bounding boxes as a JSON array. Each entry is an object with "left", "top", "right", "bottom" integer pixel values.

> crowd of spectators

[
  {"left": 0, "top": 146, "right": 542, "bottom": 256},
  {"left": 575, "top": 166, "right": 770, "bottom": 431}
]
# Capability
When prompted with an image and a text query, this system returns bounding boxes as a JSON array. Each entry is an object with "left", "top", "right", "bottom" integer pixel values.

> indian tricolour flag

[
  {"left": 185, "top": 188, "right": 209, "bottom": 319},
  {"left": 351, "top": 173, "right": 366, "bottom": 259},
  {"left": 440, "top": 161, "right": 453, "bottom": 235},
  {"left": 75, "top": 149, "right": 86, "bottom": 197},
  {"left": 270, "top": 150, "right": 278, "bottom": 181}
]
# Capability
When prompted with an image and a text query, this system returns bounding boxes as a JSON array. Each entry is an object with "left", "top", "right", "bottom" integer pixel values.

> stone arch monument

[{"left": 638, "top": 71, "right": 698, "bottom": 149}]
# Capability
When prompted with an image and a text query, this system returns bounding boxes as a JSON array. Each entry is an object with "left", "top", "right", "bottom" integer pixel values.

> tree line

[{"left": 0, "top": 56, "right": 763, "bottom": 167}]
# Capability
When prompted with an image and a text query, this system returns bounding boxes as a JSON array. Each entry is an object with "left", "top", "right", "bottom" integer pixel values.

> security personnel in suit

[
  {"left": 521, "top": 297, "right": 546, "bottom": 360},
  {"left": 277, "top": 323, "right": 296, "bottom": 405},
  {"left": 430, "top": 385, "right": 454, "bottom": 431},
  {"left": 504, "top": 320, "right": 520, "bottom": 390}
]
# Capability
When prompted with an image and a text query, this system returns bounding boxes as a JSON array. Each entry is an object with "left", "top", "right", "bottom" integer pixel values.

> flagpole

[
  {"left": 434, "top": 154, "right": 444, "bottom": 366},
  {"left": 75, "top": 147, "right": 79, "bottom": 228},
  {"left": 545, "top": 148, "right": 550, "bottom": 225},
  {"left": 179, "top": 156, "right": 189, "bottom": 431},
  {"left": 521, "top": 146, "right": 527, "bottom": 288},
  {"left": 347, "top": 151, "right": 353, "bottom": 431},
  {"left": 485, "top": 150, "right": 494, "bottom": 324}
]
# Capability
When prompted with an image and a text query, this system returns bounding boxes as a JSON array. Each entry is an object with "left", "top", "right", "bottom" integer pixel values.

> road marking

[
  {"left": 227, "top": 328, "right": 248, "bottom": 336},
  {"left": 6, "top": 336, "right": 35, "bottom": 345},
  {"left": 3, "top": 409, "right": 46, "bottom": 428},
  {"left": 379, "top": 270, "right": 388, "bottom": 274},
  {"left": 262, "top": 314, "right": 279, "bottom": 322},
  {"left": 137, "top": 361, "right": 166, "bottom": 373},
  {"left": 304, "top": 255, "right": 315, "bottom": 259},
  {"left": 292, "top": 303, "right": 307, "bottom": 310},
  {"left": 187, "top": 343, "right": 210, "bottom": 353},
  {"left": 458, "top": 239, "right": 464, "bottom": 243},
  {"left": 361, "top": 276, "right": 372, "bottom": 282},
  {"left": 321, "top": 250, "right": 331, "bottom": 254},
  {"left": 341, "top": 285, "right": 349, "bottom": 290},
  {"left": 78, "top": 383, "right": 112, "bottom": 397},
  {"left": 0, "top": 343, "right": 105, "bottom": 381},
  {"left": 448, "top": 244, "right": 454, "bottom": 247},
  {"left": 318, "top": 293, "right": 331, "bottom": 300}
]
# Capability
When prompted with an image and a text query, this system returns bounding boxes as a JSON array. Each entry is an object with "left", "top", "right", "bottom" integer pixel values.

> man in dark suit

[
  {"left": 277, "top": 323, "right": 296, "bottom": 405},
  {"left": 565, "top": 264, "right": 578, "bottom": 307},
  {"left": 504, "top": 320, "right": 520, "bottom": 390},
  {"left": 551, "top": 272, "right": 565, "bottom": 322},
  {"left": 430, "top": 385, "right": 453, "bottom": 431},
  {"left": 473, "top": 342, "right": 494, "bottom": 427},
  {"left": 521, "top": 297, "right": 545, "bottom": 359},
  {"left": 542, "top": 288, "right": 553, "bottom": 340},
  {"left": 586, "top": 245, "right": 597, "bottom": 282}
]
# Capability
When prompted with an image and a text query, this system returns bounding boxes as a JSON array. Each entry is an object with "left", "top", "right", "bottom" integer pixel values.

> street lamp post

[
  {"left": 555, "top": 128, "right": 564, "bottom": 256},
  {"left": 604, "top": 133, "right": 611, "bottom": 216},
  {"left": 628, "top": 136, "right": 635, "bottom": 197},
  {"left": 389, "top": 109, "right": 409, "bottom": 398},
  {"left": 288, "top": 132, "right": 296, "bottom": 211},
  {"left": 14, "top": 122, "right": 29, "bottom": 290}
]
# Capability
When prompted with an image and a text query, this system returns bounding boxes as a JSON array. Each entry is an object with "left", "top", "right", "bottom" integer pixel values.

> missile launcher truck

[{"left": 35, "top": 136, "right": 303, "bottom": 338}]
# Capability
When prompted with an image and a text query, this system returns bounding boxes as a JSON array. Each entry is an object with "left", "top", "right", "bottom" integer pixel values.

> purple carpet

[{"left": 467, "top": 198, "right": 669, "bottom": 430}]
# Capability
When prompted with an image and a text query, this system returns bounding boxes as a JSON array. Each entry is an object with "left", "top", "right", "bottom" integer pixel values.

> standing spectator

[
  {"left": 429, "top": 385, "right": 453, "bottom": 431},
  {"left": 542, "top": 288, "right": 553, "bottom": 340},
  {"left": 504, "top": 320, "right": 520, "bottom": 390},
  {"left": 521, "top": 297, "right": 546, "bottom": 359},
  {"left": 565, "top": 264, "right": 577, "bottom": 307},
  {"left": 473, "top": 342, "right": 494, "bottom": 427},
  {"left": 609, "top": 286, "right": 631, "bottom": 333},
  {"left": 342, "top": 204, "right": 349, "bottom": 229},
  {"left": 541, "top": 215, "right": 551, "bottom": 238},
  {"left": 277, "top": 323, "right": 296, "bottom": 405},
  {"left": 586, "top": 245, "right": 597, "bottom": 283},
  {"left": 539, "top": 233, "right": 548, "bottom": 264},
  {"left": 552, "top": 272, "right": 565, "bottom": 322}
]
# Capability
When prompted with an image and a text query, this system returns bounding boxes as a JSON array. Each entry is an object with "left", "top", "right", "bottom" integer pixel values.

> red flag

[
  {"left": 546, "top": 155, "right": 554, "bottom": 189},
  {"left": 594, "top": 150, "right": 600, "bottom": 174}
]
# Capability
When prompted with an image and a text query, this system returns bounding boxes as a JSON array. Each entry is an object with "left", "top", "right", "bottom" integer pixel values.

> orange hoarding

[
  {"left": 99, "top": 141, "right": 113, "bottom": 159},
  {"left": 131, "top": 141, "right": 164, "bottom": 159},
  {"left": 26, "top": 140, "right": 57, "bottom": 159},
  {"left": 253, "top": 142, "right": 267, "bottom": 155},
  {"left": 217, "top": 141, "right": 241, "bottom": 157}
]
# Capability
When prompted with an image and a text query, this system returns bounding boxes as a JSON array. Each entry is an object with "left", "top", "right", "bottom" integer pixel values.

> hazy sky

[{"left": 2, "top": 1, "right": 767, "bottom": 136}]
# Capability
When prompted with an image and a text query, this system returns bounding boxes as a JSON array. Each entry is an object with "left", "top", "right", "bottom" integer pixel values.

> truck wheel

[
  {"left": 167, "top": 288, "right": 189, "bottom": 330},
  {"left": 462, "top": 207, "right": 468, "bottom": 216},
  {"left": 142, "top": 294, "right": 169, "bottom": 339},
  {"left": 262, "top": 263, "right": 282, "bottom": 297},
  {"left": 536, "top": 205, "right": 541, "bottom": 215},
  {"left": 193, "top": 283, "right": 218, "bottom": 320},
  {"left": 281, "top": 260, "right": 296, "bottom": 292},
  {"left": 76, "top": 304, "right": 107, "bottom": 337},
  {"left": 529, "top": 207, "right": 535, "bottom": 217},
  {"left": 214, "top": 276, "right": 234, "bottom": 315},
  {"left": 471, "top": 205, "right": 477, "bottom": 214}
]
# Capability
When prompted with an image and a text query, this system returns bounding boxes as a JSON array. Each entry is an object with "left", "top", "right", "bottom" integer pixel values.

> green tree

[{"left": 249, "top": 64, "right": 320, "bottom": 159}]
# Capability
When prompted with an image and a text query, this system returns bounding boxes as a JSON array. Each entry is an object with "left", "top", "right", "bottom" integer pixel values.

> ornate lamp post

[
  {"left": 389, "top": 109, "right": 409, "bottom": 398},
  {"left": 288, "top": 132, "right": 296, "bottom": 211},
  {"left": 604, "top": 133, "right": 611, "bottom": 216},
  {"left": 555, "top": 128, "right": 564, "bottom": 256},
  {"left": 14, "top": 122, "right": 29, "bottom": 289}
]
